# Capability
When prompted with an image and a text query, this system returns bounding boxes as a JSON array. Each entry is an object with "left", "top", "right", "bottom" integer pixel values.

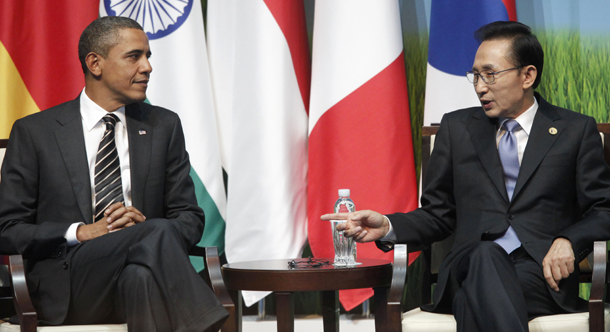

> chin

[
  {"left": 483, "top": 109, "right": 501, "bottom": 118},
  {"left": 130, "top": 93, "right": 147, "bottom": 103}
]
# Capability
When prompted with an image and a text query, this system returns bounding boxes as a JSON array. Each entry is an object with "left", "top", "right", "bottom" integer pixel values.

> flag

[
  {"left": 100, "top": 0, "right": 227, "bottom": 271},
  {"left": 0, "top": 1, "right": 98, "bottom": 137},
  {"left": 308, "top": 0, "right": 420, "bottom": 311},
  {"left": 207, "top": 0, "right": 310, "bottom": 306},
  {"left": 424, "top": 0, "right": 517, "bottom": 125}
]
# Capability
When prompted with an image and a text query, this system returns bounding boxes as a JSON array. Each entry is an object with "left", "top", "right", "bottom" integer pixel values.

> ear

[
  {"left": 522, "top": 65, "right": 537, "bottom": 89},
  {"left": 85, "top": 52, "right": 102, "bottom": 77}
]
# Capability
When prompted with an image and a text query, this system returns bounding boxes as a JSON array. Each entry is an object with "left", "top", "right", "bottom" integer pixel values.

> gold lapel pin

[{"left": 549, "top": 127, "right": 558, "bottom": 135}]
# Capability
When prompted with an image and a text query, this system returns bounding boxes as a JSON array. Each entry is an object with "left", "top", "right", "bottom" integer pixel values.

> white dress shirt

[
  {"left": 381, "top": 98, "right": 539, "bottom": 242},
  {"left": 65, "top": 89, "right": 133, "bottom": 245}
]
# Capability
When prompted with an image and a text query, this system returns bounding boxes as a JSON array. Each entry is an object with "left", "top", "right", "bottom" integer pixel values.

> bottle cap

[{"left": 338, "top": 189, "right": 350, "bottom": 197}]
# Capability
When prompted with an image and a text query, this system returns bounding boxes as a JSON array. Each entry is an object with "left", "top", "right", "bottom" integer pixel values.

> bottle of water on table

[{"left": 333, "top": 189, "right": 356, "bottom": 265}]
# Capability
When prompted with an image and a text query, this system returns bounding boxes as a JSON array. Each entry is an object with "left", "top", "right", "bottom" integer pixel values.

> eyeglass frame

[
  {"left": 287, "top": 257, "right": 331, "bottom": 269},
  {"left": 466, "top": 66, "right": 524, "bottom": 84}
]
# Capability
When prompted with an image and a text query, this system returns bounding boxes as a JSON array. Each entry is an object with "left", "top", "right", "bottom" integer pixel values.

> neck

[
  {"left": 84, "top": 79, "right": 125, "bottom": 112},
  {"left": 509, "top": 90, "right": 536, "bottom": 119}
]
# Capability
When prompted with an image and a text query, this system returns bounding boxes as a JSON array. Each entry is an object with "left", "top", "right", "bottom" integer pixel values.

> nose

[
  {"left": 140, "top": 57, "right": 152, "bottom": 74},
  {"left": 474, "top": 79, "right": 488, "bottom": 95}
]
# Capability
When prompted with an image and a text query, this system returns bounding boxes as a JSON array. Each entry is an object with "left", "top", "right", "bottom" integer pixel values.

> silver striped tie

[{"left": 94, "top": 113, "right": 124, "bottom": 222}]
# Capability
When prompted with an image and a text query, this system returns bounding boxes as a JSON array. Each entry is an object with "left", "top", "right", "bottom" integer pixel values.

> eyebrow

[
  {"left": 472, "top": 64, "right": 496, "bottom": 71},
  {"left": 125, "top": 49, "right": 152, "bottom": 57}
]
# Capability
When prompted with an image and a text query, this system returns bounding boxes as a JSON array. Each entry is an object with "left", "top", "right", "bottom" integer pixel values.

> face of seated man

[
  {"left": 86, "top": 27, "right": 152, "bottom": 112},
  {"left": 472, "top": 38, "right": 536, "bottom": 120}
]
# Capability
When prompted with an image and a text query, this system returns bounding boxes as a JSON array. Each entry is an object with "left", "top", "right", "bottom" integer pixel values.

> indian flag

[
  {"left": 100, "top": 0, "right": 227, "bottom": 271},
  {"left": 0, "top": 1, "right": 98, "bottom": 137}
]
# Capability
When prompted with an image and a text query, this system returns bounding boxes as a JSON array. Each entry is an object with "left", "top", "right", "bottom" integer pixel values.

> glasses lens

[
  {"left": 481, "top": 71, "right": 494, "bottom": 83},
  {"left": 466, "top": 72, "right": 476, "bottom": 83}
]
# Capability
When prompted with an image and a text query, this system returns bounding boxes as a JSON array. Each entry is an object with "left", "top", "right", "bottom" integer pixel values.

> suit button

[
  {"left": 507, "top": 214, "right": 515, "bottom": 220},
  {"left": 62, "top": 262, "right": 69, "bottom": 270}
]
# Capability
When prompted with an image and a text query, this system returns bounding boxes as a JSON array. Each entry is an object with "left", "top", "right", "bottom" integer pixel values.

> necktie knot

[
  {"left": 502, "top": 119, "right": 521, "bottom": 133},
  {"left": 102, "top": 114, "right": 119, "bottom": 131}
]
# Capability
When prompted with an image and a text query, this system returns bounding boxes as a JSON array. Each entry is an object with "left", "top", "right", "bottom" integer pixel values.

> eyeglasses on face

[{"left": 466, "top": 66, "right": 524, "bottom": 84}]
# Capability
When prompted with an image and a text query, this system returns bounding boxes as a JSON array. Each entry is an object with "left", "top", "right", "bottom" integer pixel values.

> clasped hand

[{"left": 76, "top": 202, "right": 146, "bottom": 242}]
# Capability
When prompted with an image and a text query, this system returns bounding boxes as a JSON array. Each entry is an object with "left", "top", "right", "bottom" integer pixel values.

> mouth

[
  {"left": 134, "top": 79, "right": 149, "bottom": 88},
  {"left": 480, "top": 100, "right": 493, "bottom": 110}
]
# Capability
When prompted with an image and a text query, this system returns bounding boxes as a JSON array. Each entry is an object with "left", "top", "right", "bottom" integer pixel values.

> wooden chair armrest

[
  {"left": 188, "top": 247, "right": 233, "bottom": 307},
  {"left": 588, "top": 241, "right": 607, "bottom": 332},
  {"left": 8, "top": 255, "right": 37, "bottom": 332},
  {"left": 386, "top": 244, "right": 408, "bottom": 332}
]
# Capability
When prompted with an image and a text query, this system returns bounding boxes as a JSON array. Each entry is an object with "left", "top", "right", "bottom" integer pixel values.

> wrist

[{"left": 76, "top": 223, "right": 106, "bottom": 242}]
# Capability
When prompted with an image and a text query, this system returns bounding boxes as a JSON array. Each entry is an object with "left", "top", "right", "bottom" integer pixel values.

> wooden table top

[{"left": 222, "top": 258, "right": 393, "bottom": 292}]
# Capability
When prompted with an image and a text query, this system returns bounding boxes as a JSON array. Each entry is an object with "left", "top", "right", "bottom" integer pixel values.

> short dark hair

[
  {"left": 475, "top": 21, "right": 544, "bottom": 89},
  {"left": 78, "top": 16, "right": 144, "bottom": 75}
]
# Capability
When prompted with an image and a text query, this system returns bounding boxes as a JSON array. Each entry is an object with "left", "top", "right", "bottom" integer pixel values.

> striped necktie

[
  {"left": 94, "top": 113, "right": 124, "bottom": 222},
  {"left": 494, "top": 119, "right": 522, "bottom": 254}
]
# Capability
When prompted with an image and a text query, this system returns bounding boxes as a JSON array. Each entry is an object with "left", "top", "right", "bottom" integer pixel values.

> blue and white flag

[{"left": 424, "top": 0, "right": 517, "bottom": 125}]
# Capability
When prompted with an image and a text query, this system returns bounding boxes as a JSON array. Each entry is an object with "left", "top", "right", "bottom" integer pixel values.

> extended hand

[
  {"left": 542, "top": 238, "right": 575, "bottom": 292},
  {"left": 320, "top": 210, "right": 389, "bottom": 243}
]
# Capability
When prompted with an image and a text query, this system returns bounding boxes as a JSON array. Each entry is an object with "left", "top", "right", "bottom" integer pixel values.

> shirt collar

[
  {"left": 80, "top": 88, "right": 127, "bottom": 132},
  {"left": 498, "top": 98, "right": 538, "bottom": 136}
]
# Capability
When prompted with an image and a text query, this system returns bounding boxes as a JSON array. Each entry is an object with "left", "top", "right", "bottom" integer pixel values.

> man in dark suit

[
  {"left": 0, "top": 16, "right": 228, "bottom": 331},
  {"left": 323, "top": 21, "right": 610, "bottom": 332}
]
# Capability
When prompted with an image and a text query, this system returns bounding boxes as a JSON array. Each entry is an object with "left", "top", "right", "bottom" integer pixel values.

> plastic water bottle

[{"left": 334, "top": 189, "right": 356, "bottom": 264}]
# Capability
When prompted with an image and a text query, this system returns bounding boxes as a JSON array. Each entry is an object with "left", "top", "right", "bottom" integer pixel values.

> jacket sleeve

[
  {"left": 0, "top": 119, "right": 71, "bottom": 257},
  {"left": 159, "top": 114, "right": 206, "bottom": 248},
  {"left": 382, "top": 114, "right": 457, "bottom": 251},
  {"left": 559, "top": 116, "right": 610, "bottom": 261}
]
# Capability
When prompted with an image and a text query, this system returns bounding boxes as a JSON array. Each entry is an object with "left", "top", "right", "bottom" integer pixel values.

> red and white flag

[
  {"left": 0, "top": 1, "right": 98, "bottom": 137},
  {"left": 207, "top": 0, "right": 310, "bottom": 306},
  {"left": 308, "top": 0, "right": 420, "bottom": 311}
]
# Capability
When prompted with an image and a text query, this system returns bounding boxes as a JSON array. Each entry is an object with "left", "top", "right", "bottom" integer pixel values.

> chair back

[
  {"left": 0, "top": 139, "right": 7, "bottom": 183},
  {"left": 0, "top": 139, "right": 14, "bottom": 318}
]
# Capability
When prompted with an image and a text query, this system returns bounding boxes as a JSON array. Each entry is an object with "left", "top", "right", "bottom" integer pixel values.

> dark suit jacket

[
  {"left": 0, "top": 96, "right": 205, "bottom": 324},
  {"left": 384, "top": 93, "right": 610, "bottom": 313}
]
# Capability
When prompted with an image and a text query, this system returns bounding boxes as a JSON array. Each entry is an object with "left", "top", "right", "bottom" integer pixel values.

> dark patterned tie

[
  {"left": 94, "top": 113, "right": 124, "bottom": 222},
  {"left": 494, "top": 119, "right": 522, "bottom": 253}
]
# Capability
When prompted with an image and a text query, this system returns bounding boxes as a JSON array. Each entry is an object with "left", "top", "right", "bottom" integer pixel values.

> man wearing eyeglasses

[{"left": 323, "top": 21, "right": 610, "bottom": 332}]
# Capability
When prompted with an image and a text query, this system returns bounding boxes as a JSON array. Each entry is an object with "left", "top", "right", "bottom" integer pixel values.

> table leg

[
  {"left": 275, "top": 292, "right": 295, "bottom": 332},
  {"left": 373, "top": 287, "right": 390, "bottom": 332},
  {"left": 222, "top": 289, "right": 242, "bottom": 332},
  {"left": 322, "top": 290, "right": 339, "bottom": 332}
]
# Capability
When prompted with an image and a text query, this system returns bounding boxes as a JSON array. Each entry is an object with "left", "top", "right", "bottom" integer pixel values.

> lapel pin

[
  {"left": 549, "top": 127, "right": 558, "bottom": 135},
  {"left": 139, "top": 130, "right": 147, "bottom": 135}
]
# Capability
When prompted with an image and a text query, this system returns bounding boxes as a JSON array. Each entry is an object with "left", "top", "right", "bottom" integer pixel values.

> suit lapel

[
  {"left": 513, "top": 96, "right": 563, "bottom": 200},
  {"left": 467, "top": 110, "right": 509, "bottom": 202},
  {"left": 126, "top": 103, "right": 152, "bottom": 210},
  {"left": 54, "top": 100, "right": 93, "bottom": 223}
]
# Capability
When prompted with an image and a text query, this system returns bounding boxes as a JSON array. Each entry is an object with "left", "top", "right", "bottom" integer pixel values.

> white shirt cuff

[
  {"left": 380, "top": 215, "right": 397, "bottom": 242},
  {"left": 65, "top": 222, "right": 84, "bottom": 246}
]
